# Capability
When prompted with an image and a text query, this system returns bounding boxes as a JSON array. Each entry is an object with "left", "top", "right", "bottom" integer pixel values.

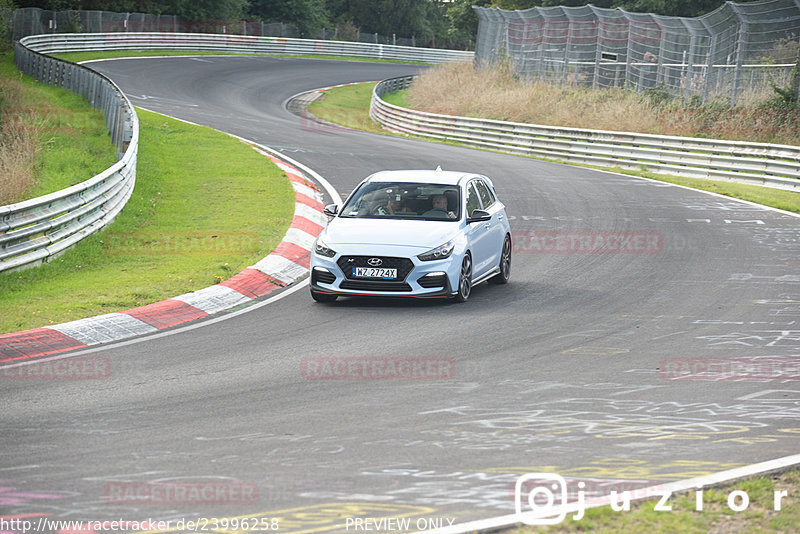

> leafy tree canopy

[{"left": 11, "top": 0, "right": 744, "bottom": 48}]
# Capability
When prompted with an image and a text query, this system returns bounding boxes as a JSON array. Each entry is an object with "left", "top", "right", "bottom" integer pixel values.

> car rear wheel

[
  {"left": 454, "top": 253, "right": 472, "bottom": 302},
  {"left": 488, "top": 234, "right": 511, "bottom": 285},
  {"left": 311, "top": 290, "right": 338, "bottom": 303}
]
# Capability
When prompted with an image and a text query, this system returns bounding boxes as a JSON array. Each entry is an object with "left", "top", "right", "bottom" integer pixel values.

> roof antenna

[{"left": 435, "top": 165, "right": 443, "bottom": 171}]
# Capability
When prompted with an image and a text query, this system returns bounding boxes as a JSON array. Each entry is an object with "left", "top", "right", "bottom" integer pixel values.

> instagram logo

[{"left": 515, "top": 473, "right": 575, "bottom": 525}]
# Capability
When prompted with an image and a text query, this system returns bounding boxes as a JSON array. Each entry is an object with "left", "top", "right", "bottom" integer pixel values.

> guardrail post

[
  {"left": 371, "top": 75, "right": 800, "bottom": 193},
  {"left": 4, "top": 31, "right": 476, "bottom": 272},
  {"left": 2, "top": 36, "right": 140, "bottom": 273}
]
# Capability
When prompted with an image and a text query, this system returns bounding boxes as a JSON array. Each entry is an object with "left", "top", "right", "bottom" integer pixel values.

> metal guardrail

[
  {"left": 370, "top": 76, "right": 800, "bottom": 192},
  {"left": 1, "top": 38, "right": 138, "bottom": 273},
  {"left": 1, "top": 33, "right": 471, "bottom": 274},
  {"left": 20, "top": 32, "right": 475, "bottom": 64}
]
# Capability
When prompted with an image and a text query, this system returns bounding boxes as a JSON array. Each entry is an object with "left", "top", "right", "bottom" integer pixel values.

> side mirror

[
  {"left": 323, "top": 204, "right": 339, "bottom": 217},
  {"left": 467, "top": 209, "right": 491, "bottom": 223}
]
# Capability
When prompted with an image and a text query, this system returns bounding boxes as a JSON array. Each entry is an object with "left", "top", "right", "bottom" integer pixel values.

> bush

[{"left": 762, "top": 80, "right": 798, "bottom": 110}]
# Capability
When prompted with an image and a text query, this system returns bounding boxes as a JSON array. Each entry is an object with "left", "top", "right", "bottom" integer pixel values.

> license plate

[{"left": 353, "top": 267, "right": 397, "bottom": 279}]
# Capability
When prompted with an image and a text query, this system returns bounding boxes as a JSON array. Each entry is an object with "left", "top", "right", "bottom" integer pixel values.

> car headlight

[
  {"left": 418, "top": 240, "right": 454, "bottom": 261},
  {"left": 314, "top": 236, "right": 337, "bottom": 258}
]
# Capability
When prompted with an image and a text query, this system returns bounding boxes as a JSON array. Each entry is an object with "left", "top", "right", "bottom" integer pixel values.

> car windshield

[{"left": 339, "top": 182, "right": 461, "bottom": 221}]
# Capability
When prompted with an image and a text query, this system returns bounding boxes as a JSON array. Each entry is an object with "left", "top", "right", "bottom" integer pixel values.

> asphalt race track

[{"left": 2, "top": 56, "right": 800, "bottom": 530}]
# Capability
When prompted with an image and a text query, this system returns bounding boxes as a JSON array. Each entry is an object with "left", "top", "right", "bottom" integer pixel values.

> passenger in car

[{"left": 373, "top": 195, "right": 413, "bottom": 216}]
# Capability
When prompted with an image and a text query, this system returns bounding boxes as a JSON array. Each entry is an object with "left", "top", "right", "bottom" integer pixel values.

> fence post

[
  {"left": 560, "top": 16, "right": 572, "bottom": 85},
  {"left": 621, "top": 12, "right": 634, "bottom": 89},
  {"left": 793, "top": 44, "right": 800, "bottom": 107},
  {"left": 682, "top": 21, "right": 698, "bottom": 101},
  {"left": 588, "top": 5, "right": 602, "bottom": 89},
  {"left": 728, "top": 3, "right": 747, "bottom": 107}
]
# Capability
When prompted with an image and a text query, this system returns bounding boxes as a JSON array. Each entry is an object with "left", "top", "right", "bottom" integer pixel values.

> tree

[
  {"left": 249, "top": 0, "right": 328, "bottom": 36},
  {"left": 610, "top": 0, "right": 728, "bottom": 18},
  {"left": 326, "top": 0, "right": 449, "bottom": 45},
  {"left": 445, "top": 0, "right": 491, "bottom": 49},
  {"left": 1, "top": 0, "right": 14, "bottom": 48},
  {"left": 14, "top": 1, "right": 249, "bottom": 19},
  {"left": 168, "top": 0, "right": 249, "bottom": 20}
]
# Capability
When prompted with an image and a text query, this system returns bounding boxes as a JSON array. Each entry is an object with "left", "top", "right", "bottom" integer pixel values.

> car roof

[{"left": 363, "top": 169, "right": 477, "bottom": 186}]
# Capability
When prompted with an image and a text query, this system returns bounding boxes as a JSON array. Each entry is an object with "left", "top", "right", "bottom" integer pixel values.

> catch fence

[{"left": 473, "top": 0, "right": 800, "bottom": 105}]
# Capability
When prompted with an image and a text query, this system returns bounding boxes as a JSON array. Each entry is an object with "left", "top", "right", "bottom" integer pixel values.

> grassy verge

[
  {"left": 309, "top": 82, "right": 799, "bottom": 214},
  {"left": 52, "top": 50, "right": 425, "bottom": 65},
  {"left": 503, "top": 469, "right": 800, "bottom": 533},
  {"left": 0, "top": 52, "right": 116, "bottom": 204},
  {"left": 381, "top": 87, "right": 409, "bottom": 108},
  {"left": 308, "top": 82, "right": 384, "bottom": 133},
  {"left": 407, "top": 62, "right": 800, "bottom": 146},
  {"left": 0, "top": 108, "right": 294, "bottom": 334},
  {"left": 621, "top": 169, "right": 800, "bottom": 214}
]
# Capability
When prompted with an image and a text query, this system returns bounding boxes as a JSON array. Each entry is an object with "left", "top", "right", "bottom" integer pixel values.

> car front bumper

[{"left": 310, "top": 249, "right": 460, "bottom": 299}]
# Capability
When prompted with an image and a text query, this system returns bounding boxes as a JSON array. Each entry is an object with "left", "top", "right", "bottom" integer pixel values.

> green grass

[
  {"left": 623, "top": 170, "right": 800, "bottom": 214},
  {"left": 503, "top": 469, "right": 800, "bottom": 533},
  {"left": 0, "top": 108, "right": 294, "bottom": 334},
  {"left": 381, "top": 88, "right": 409, "bottom": 108},
  {"left": 0, "top": 52, "right": 117, "bottom": 201},
  {"left": 52, "top": 50, "right": 425, "bottom": 65},
  {"left": 309, "top": 82, "right": 799, "bottom": 215},
  {"left": 308, "top": 81, "right": 385, "bottom": 133}
]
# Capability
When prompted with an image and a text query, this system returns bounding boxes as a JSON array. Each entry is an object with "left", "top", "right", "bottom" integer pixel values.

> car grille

[
  {"left": 339, "top": 280, "right": 413, "bottom": 292},
  {"left": 337, "top": 256, "right": 414, "bottom": 281},
  {"left": 418, "top": 273, "right": 448, "bottom": 288},
  {"left": 311, "top": 268, "right": 336, "bottom": 285}
]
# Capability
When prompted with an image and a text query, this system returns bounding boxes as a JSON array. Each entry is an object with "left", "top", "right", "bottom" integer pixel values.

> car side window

[
  {"left": 466, "top": 182, "right": 482, "bottom": 216},
  {"left": 474, "top": 179, "right": 495, "bottom": 208}
]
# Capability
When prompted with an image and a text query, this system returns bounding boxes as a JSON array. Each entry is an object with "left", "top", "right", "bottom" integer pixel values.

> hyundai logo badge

[{"left": 367, "top": 258, "right": 383, "bottom": 267}]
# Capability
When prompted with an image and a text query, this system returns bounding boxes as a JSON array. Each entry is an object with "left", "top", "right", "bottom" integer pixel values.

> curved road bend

[{"left": 1, "top": 56, "right": 799, "bottom": 528}]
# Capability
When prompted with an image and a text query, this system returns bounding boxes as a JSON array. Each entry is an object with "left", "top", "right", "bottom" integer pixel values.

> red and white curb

[{"left": 0, "top": 149, "right": 329, "bottom": 363}]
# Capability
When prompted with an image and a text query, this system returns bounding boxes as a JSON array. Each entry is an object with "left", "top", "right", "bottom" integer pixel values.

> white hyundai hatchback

[{"left": 310, "top": 169, "right": 511, "bottom": 303}]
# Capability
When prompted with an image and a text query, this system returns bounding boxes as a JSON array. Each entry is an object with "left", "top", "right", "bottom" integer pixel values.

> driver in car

[{"left": 423, "top": 195, "right": 456, "bottom": 219}]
